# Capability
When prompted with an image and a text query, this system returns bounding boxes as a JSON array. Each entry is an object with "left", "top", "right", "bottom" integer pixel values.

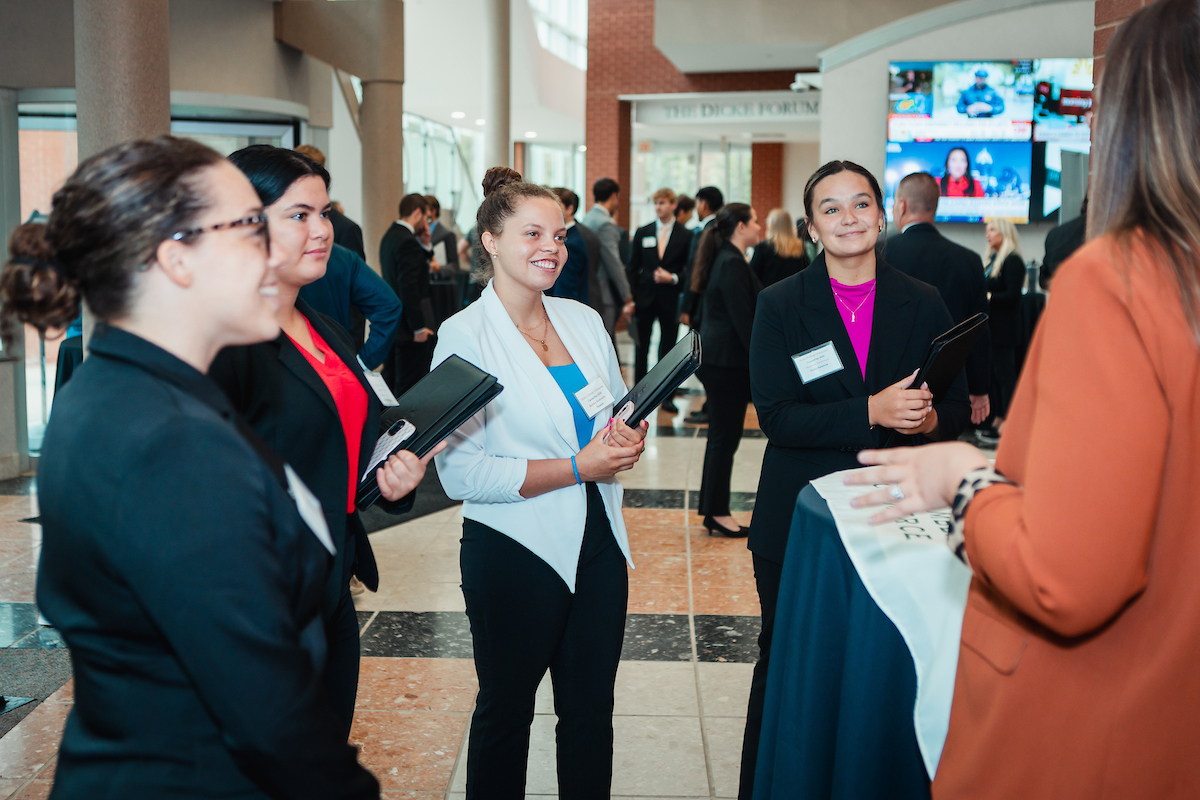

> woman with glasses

[
  {"left": 3, "top": 136, "right": 380, "bottom": 797},
  {"left": 210, "top": 145, "right": 436, "bottom": 740}
]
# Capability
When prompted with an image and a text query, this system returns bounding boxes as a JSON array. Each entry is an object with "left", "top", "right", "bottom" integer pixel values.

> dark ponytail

[
  {"left": 0, "top": 136, "right": 223, "bottom": 347},
  {"left": 690, "top": 202, "right": 752, "bottom": 293},
  {"left": 472, "top": 165, "right": 563, "bottom": 284}
]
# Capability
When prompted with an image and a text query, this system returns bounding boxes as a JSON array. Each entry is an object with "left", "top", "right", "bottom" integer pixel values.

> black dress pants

[
  {"left": 634, "top": 290, "right": 680, "bottom": 384},
  {"left": 738, "top": 553, "right": 784, "bottom": 800},
  {"left": 989, "top": 344, "right": 1018, "bottom": 421},
  {"left": 697, "top": 364, "right": 751, "bottom": 516},
  {"left": 385, "top": 339, "right": 434, "bottom": 397},
  {"left": 322, "top": 586, "right": 361, "bottom": 742},
  {"left": 460, "top": 482, "right": 628, "bottom": 800}
]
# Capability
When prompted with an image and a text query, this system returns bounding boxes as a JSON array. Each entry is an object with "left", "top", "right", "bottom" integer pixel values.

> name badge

[
  {"left": 574, "top": 378, "right": 615, "bottom": 419},
  {"left": 792, "top": 341, "right": 844, "bottom": 384},
  {"left": 285, "top": 464, "right": 335, "bottom": 555},
  {"left": 641, "top": 235, "right": 657, "bottom": 249},
  {"left": 363, "top": 369, "right": 399, "bottom": 407}
]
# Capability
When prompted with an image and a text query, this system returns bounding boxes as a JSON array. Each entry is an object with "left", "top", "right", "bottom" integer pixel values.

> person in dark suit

[
  {"left": 217, "top": 145, "right": 437, "bottom": 740},
  {"left": 628, "top": 187, "right": 693, "bottom": 391},
  {"left": 749, "top": 208, "right": 810, "bottom": 288},
  {"left": 295, "top": 145, "right": 366, "bottom": 260},
  {"left": 380, "top": 193, "right": 437, "bottom": 395},
  {"left": 738, "top": 161, "right": 970, "bottom": 800},
  {"left": 983, "top": 216, "right": 1026, "bottom": 436},
  {"left": 1040, "top": 197, "right": 1088, "bottom": 290},
  {"left": 548, "top": 187, "right": 592, "bottom": 303},
  {"left": 681, "top": 186, "right": 725, "bottom": 424},
  {"left": 674, "top": 194, "right": 695, "bottom": 227},
  {"left": 1, "top": 137, "right": 379, "bottom": 797},
  {"left": 693, "top": 203, "right": 763, "bottom": 537},
  {"left": 425, "top": 194, "right": 462, "bottom": 325},
  {"left": 885, "top": 171, "right": 993, "bottom": 424},
  {"left": 299, "top": 243, "right": 402, "bottom": 371}
]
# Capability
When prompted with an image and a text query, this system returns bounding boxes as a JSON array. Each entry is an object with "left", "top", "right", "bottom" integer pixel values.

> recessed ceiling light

[
  {"left": 475, "top": 119, "right": 486, "bottom": 126},
  {"left": 577, "top": 145, "right": 587, "bottom": 152},
  {"left": 524, "top": 131, "right": 538, "bottom": 139},
  {"left": 451, "top": 111, "right": 466, "bottom": 119}
]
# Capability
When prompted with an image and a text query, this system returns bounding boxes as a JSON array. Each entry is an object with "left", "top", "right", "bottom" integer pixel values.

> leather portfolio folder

[
  {"left": 356, "top": 354, "right": 502, "bottom": 510},
  {"left": 612, "top": 329, "right": 702, "bottom": 428},
  {"left": 908, "top": 312, "right": 988, "bottom": 401}
]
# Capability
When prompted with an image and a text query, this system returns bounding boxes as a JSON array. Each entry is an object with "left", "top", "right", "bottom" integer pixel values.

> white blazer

[{"left": 432, "top": 282, "right": 633, "bottom": 591}]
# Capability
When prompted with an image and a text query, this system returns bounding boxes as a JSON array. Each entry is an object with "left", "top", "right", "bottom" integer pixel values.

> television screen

[
  {"left": 888, "top": 61, "right": 1034, "bottom": 142},
  {"left": 1032, "top": 140, "right": 1091, "bottom": 220},
  {"left": 884, "top": 141, "right": 1032, "bottom": 223},
  {"left": 1031, "top": 58, "right": 1094, "bottom": 142}
]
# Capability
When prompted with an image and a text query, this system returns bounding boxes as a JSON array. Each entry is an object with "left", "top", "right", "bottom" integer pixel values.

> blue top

[{"left": 547, "top": 363, "right": 593, "bottom": 450}]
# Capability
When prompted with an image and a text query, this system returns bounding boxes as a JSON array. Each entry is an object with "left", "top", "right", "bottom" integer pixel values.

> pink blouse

[{"left": 830, "top": 278, "right": 876, "bottom": 380}]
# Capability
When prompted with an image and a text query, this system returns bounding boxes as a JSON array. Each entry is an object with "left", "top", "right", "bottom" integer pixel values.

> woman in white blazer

[{"left": 432, "top": 167, "right": 649, "bottom": 800}]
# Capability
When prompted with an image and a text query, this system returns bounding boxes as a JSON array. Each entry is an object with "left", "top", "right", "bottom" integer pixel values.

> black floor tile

[
  {"left": 622, "top": 488, "right": 687, "bottom": 510},
  {"left": 0, "top": 648, "right": 72, "bottom": 737},
  {"left": 11, "top": 626, "right": 65, "bottom": 649},
  {"left": 620, "top": 613, "right": 693, "bottom": 662},
  {"left": 647, "top": 425, "right": 697, "bottom": 438},
  {"left": 359, "top": 610, "right": 474, "bottom": 658},
  {"left": 693, "top": 428, "right": 766, "bottom": 439},
  {"left": 694, "top": 614, "right": 761, "bottom": 663},
  {"left": 0, "top": 602, "right": 41, "bottom": 648},
  {"left": 688, "top": 491, "right": 756, "bottom": 512},
  {"left": 356, "top": 610, "right": 375, "bottom": 633},
  {"left": 0, "top": 476, "right": 37, "bottom": 496}
]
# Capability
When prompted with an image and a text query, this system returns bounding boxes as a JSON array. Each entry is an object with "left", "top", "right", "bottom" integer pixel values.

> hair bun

[
  {"left": 0, "top": 222, "right": 80, "bottom": 338},
  {"left": 482, "top": 166, "right": 523, "bottom": 198}
]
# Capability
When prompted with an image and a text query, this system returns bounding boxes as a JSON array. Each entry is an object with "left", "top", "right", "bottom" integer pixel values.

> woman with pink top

[{"left": 736, "top": 160, "right": 970, "bottom": 799}]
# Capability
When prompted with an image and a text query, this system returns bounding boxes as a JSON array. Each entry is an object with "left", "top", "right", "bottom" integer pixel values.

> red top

[
  {"left": 941, "top": 175, "right": 985, "bottom": 198},
  {"left": 289, "top": 318, "right": 369, "bottom": 513}
]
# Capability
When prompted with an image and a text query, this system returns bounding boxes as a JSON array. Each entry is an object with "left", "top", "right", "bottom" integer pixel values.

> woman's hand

[
  {"left": 375, "top": 440, "right": 447, "bottom": 502},
  {"left": 868, "top": 370, "right": 933, "bottom": 431},
  {"left": 604, "top": 416, "right": 649, "bottom": 448},
  {"left": 843, "top": 442, "right": 990, "bottom": 524},
  {"left": 577, "top": 422, "right": 646, "bottom": 481}
]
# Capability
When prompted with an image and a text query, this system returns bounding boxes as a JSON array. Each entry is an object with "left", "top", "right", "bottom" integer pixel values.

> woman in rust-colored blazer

[{"left": 847, "top": 2, "right": 1200, "bottom": 796}]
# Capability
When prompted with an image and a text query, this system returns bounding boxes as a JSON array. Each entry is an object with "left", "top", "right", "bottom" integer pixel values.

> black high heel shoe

[{"left": 703, "top": 515, "right": 748, "bottom": 538}]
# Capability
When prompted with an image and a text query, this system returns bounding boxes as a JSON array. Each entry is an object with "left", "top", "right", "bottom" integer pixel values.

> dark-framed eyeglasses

[{"left": 171, "top": 214, "right": 269, "bottom": 248}]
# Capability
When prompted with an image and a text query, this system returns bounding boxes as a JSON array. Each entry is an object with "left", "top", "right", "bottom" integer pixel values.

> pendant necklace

[
  {"left": 833, "top": 288, "right": 875, "bottom": 323},
  {"left": 516, "top": 308, "right": 550, "bottom": 351}
]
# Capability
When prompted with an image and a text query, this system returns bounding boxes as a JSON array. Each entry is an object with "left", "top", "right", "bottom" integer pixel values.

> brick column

[
  {"left": 1094, "top": 0, "right": 1150, "bottom": 81},
  {"left": 750, "top": 143, "right": 784, "bottom": 218}
]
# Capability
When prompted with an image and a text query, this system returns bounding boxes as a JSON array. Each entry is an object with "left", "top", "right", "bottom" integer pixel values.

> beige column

[
  {"left": 360, "top": 80, "right": 404, "bottom": 268},
  {"left": 483, "top": 0, "right": 511, "bottom": 169}
]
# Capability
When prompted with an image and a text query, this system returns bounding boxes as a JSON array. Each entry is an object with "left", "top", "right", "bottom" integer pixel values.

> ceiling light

[
  {"left": 524, "top": 131, "right": 538, "bottom": 139},
  {"left": 475, "top": 119, "right": 486, "bottom": 126},
  {"left": 451, "top": 111, "right": 466, "bottom": 119},
  {"left": 577, "top": 145, "right": 587, "bottom": 152}
]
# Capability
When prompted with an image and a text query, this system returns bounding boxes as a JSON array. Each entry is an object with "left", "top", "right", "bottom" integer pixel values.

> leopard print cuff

[{"left": 948, "top": 466, "right": 1013, "bottom": 566}]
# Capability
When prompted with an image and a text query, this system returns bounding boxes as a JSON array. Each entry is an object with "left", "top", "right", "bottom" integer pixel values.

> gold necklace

[
  {"left": 516, "top": 308, "right": 550, "bottom": 352},
  {"left": 833, "top": 288, "right": 875, "bottom": 323}
]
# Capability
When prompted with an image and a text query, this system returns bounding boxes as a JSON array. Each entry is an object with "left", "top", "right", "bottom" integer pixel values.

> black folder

[
  {"left": 908, "top": 312, "right": 988, "bottom": 401},
  {"left": 355, "top": 354, "right": 502, "bottom": 511},
  {"left": 611, "top": 329, "right": 702, "bottom": 428}
]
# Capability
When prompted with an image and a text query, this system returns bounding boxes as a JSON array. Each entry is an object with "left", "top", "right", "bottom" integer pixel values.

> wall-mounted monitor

[
  {"left": 884, "top": 141, "right": 1032, "bottom": 224},
  {"left": 1030, "top": 58, "right": 1093, "bottom": 142},
  {"left": 888, "top": 60, "right": 1035, "bottom": 142}
]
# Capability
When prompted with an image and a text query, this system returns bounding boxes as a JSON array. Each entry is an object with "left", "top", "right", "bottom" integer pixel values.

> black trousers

[
  {"left": 739, "top": 553, "right": 784, "bottom": 800},
  {"left": 633, "top": 290, "right": 680, "bottom": 384},
  {"left": 697, "top": 364, "right": 751, "bottom": 516},
  {"left": 460, "top": 482, "right": 628, "bottom": 800},
  {"left": 385, "top": 339, "right": 434, "bottom": 397},
  {"left": 989, "top": 344, "right": 1018, "bottom": 422},
  {"left": 323, "top": 586, "right": 361, "bottom": 742}
]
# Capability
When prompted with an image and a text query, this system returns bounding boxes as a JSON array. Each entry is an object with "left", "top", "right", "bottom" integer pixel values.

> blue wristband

[{"left": 571, "top": 455, "right": 582, "bottom": 485}]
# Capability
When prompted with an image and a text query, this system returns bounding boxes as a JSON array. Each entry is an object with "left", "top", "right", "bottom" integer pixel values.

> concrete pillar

[
  {"left": 0, "top": 89, "right": 28, "bottom": 476},
  {"left": 360, "top": 80, "right": 404, "bottom": 268},
  {"left": 483, "top": 0, "right": 511, "bottom": 169},
  {"left": 513, "top": 141, "right": 526, "bottom": 177}
]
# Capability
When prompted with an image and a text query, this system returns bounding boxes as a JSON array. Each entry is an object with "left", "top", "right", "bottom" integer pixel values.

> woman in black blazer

[
  {"left": 749, "top": 208, "right": 810, "bottom": 288},
  {"left": 3, "top": 138, "right": 378, "bottom": 797},
  {"left": 737, "top": 161, "right": 970, "bottom": 799},
  {"left": 694, "top": 203, "right": 763, "bottom": 536},
  {"left": 983, "top": 216, "right": 1026, "bottom": 434},
  {"left": 212, "top": 146, "right": 436, "bottom": 739}
]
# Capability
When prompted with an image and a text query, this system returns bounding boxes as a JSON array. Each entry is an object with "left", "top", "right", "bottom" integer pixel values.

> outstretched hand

[{"left": 842, "top": 441, "right": 989, "bottom": 525}]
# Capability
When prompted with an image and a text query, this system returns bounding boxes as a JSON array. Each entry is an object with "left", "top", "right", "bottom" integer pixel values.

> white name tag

[
  {"left": 574, "top": 378, "right": 615, "bottom": 419},
  {"left": 641, "top": 235, "right": 657, "bottom": 249},
  {"left": 363, "top": 369, "right": 399, "bottom": 406},
  {"left": 285, "top": 464, "right": 336, "bottom": 555},
  {"left": 792, "top": 341, "right": 844, "bottom": 384}
]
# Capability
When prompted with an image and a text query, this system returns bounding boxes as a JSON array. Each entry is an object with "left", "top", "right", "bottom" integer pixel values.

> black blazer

[
  {"left": 628, "top": 220, "right": 693, "bottom": 310},
  {"left": 1040, "top": 213, "right": 1087, "bottom": 289},
  {"left": 749, "top": 239, "right": 809, "bottom": 288},
  {"left": 578, "top": 220, "right": 605, "bottom": 318},
  {"left": 986, "top": 252, "right": 1026, "bottom": 346},
  {"left": 37, "top": 325, "right": 378, "bottom": 799},
  {"left": 330, "top": 206, "right": 365, "bottom": 261},
  {"left": 748, "top": 255, "right": 970, "bottom": 564},
  {"left": 380, "top": 222, "right": 434, "bottom": 342},
  {"left": 699, "top": 242, "right": 762, "bottom": 370},
  {"left": 210, "top": 301, "right": 413, "bottom": 618},
  {"left": 884, "top": 222, "right": 992, "bottom": 395},
  {"left": 681, "top": 218, "right": 717, "bottom": 322}
]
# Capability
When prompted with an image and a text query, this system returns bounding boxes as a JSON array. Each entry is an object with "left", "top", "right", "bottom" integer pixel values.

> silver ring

[{"left": 889, "top": 483, "right": 905, "bottom": 501}]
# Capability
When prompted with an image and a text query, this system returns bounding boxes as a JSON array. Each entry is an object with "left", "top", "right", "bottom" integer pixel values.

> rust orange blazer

[{"left": 934, "top": 232, "right": 1200, "bottom": 799}]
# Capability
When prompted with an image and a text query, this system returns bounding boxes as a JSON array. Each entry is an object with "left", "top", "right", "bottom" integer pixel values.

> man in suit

[
  {"left": 424, "top": 194, "right": 461, "bottom": 325},
  {"left": 549, "top": 187, "right": 593, "bottom": 303},
  {"left": 628, "top": 188, "right": 693, "bottom": 402},
  {"left": 680, "top": 185, "right": 724, "bottom": 423},
  {"left": 1040, "top": 196, "right": 1088, "bottom": 290},
  {"left": 579, "top": 177, "right": 634, "bottom": 342},
  {"left": 884, "top": 171, "right": 992, "bottom": 425},
  {"left": 380, "top": 193, "right": 436, "bottom": 395}
]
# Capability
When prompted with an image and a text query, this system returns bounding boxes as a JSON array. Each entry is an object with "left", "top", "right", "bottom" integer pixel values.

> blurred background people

[
  {"left": 380, "top": 193, "right": 437, "bottom": 394},
  {"left": 981, "top": 216, "right": 1025, "bottom": 440},
  {"left": 295, "top": 144, "right": 365, "bottom": 260},
  {"left": 549, "top": 187, "right": 595, "bottom": 304},
  {"left": 749, "top": 209, "right": 810, "bottom": 288},
  {"left": 681, "top": 186, "right": 725, "bottom": 425},
  {"left": 1040, "top": 196, "right": 1089, "bottom": 290},
  {"left": 886, "top": 172, "right": 992, "bottom": 425},
  {"left": 674, "top": 194, "right": 696, "bottom": 228},
  {"left": 580, "top": 177, "right": 634, "bottom": 343},
  {"left": 852, "top": 4, "right": 1200, "bottom": 795},
  {"left": 425, "top": 194, "right": 462, "bottom": 326}
]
